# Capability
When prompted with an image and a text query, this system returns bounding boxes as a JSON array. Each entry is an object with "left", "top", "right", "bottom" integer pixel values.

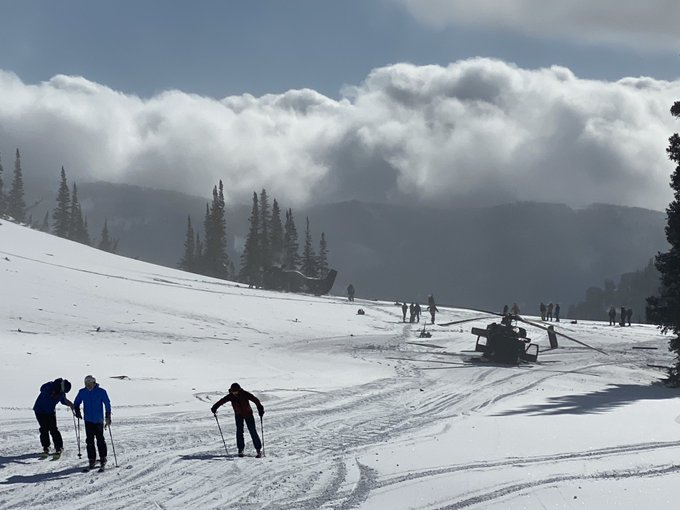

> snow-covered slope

[{"left": 1, "top": 220, "right": 678, "bottom": 509}]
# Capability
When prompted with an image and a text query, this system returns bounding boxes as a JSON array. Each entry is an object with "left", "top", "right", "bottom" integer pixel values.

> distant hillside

[{"left": 33, "top": 182, "right": 667, "bottom": 313}]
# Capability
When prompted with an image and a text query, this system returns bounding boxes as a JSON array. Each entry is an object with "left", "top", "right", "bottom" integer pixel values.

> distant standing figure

[
  {"left": 502, "top": 304, "right": 509, "bottom": 315},
  {"left": 539, "top": 302, "right": 546, "bottom": 321},
  {"left": 608, "top": 306, "right": 616, "bottom": 326},
  {"left": 347, "top": 284, "right": 355, "bottom": 302},
  {"left": 414, "top": 303, "right": 422, "bottom": 323},
  {"left": 73, "top": 375, "right": 112, "bottom": 471},
  {"left": 554, "top": 303, "right": 561, "bottom": 322},
  {"left": 211, "top": 382, "right": 265, "bottom": 458},
  {"left": 427, "top": 303, "right": 438, "bottom": 324},
  {"left": 626, "top": 308, "right": 633, "bottom": 326},
  {"left": 33, "top": 378, "right": 73, "bottom": 456},
  {"left": 409, "top": 303, "right": 416, "bottom": 323},
  {"left": 547, "top": 303, "right": 554, "bottom": 322},
  {"left": 510, "top": 302, "right": 520, "bottom": 316},
  {"left": 619, "top": 307, "right": 627, "bottom": 327},
  {"left": 401, "top": 302, "right": 408, "bottom": 322}
]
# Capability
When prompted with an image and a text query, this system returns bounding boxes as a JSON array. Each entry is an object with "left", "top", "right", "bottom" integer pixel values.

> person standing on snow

[
  {"left": 401, "top": 302, "right": 408, "bottom": 322},
  {"left": 211, "top": 382, "right": 265, "bottom": 458},
  {"left": 33, "top": 378, "right": 73, "bottom": 457},
  {"left": 73, "top": 375, "right": 112, "bottom": 470}
]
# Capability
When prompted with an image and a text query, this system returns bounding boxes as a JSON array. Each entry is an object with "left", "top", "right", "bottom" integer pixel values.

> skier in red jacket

[{"left": 211, "top": 382, "right": 265, "bottom": 457}]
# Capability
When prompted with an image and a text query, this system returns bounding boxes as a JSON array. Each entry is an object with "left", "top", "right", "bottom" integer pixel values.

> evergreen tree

[
  {"left": 318, "top": 232, "right": 329, "bottom": 277},
  {"left": 67, "top": 182, "right": 90, "bottom": 244},
  {"left": 301, "top": 216, "right": 318, "bottom": 277},
  {"left": 53, "top": 166, "right": 71, "bottom": 238},
  {"left": 240, "top": 192, "right": 261, "bottom": 286},
  {"left": 178, "top": 216, "right": 195, "bottom": 271},
  {"left": 202, "top": 181, "right": 230, "bottom": 278},
  {"left": 40, "top": 211, "right": 49, "bottom": 232},
  {"left": 194, "top": 231, "right": 204, "bottom": 272},
  {"left": 98, "top": 218, "right": 113, "bottom": 252},
  {"left": 7, "top": 149, "right": 26, "bottom": 222},
  {"left": 283, "top": 208, "right": 300, "bottom": 270},
  {"left": 259, "top": 188, "right": 271, "bottom": 270},
  {"left": 0, "top": 152, "right": 5, "bottom": 217},
  {"left": 270, "top": 199, "right": 284, "bottom": 266},
  {"left": 647, "top": 100, "right": 680, "bottom": 386}
]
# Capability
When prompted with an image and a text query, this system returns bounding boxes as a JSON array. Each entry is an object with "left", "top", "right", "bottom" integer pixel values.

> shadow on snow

[
  {"left": 0, "top": 466, "right": 84, "bottom": 484},
  {"left": 494, "top": 383, "right": 678, "bottom": 416}
]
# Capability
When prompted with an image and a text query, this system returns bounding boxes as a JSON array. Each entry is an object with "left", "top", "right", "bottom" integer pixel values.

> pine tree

[
  {"left": 53, "top": 166, "right": 71, "bottom": 238},
  {"left": 0, "top": 152, "right": 5, "bottom": 217},
  {"left": 647, "top": 100, "right": 680, "bottom": 386},
  {"left": 283, "top": 208, "right": 300, "bottom": 270},
  {"left": 40, "top": 211, "right": 49, "bottom": 232},
  {"left": 259, "top": 188, "right": 271, "bottom": 270},
  {"left": 270, "top": 199, "right": 284, "bottom": 266},
  {"left": 67, "top": 182, "right": 90, "bottom": 244},
  {"left": 202, "top": 181, "right": 230, "bottom": 279},
  {"left": 178, "top": 216, "right": 195, "bottom": 271},
  {"left": 7, "top": 149, "right": 26, "bottom": 222},
  {"left": 318, "top": 232, "right": 329, "bottom": 278},
  {"left": 301, "top": 217, "right": 318, "bottom": 277},
  {"left": 98, "top": 218, "right": 113, "bottom": 252},
  {"left": 240, "top": 192, "right": 261, "bottom": 286},
  {"left": 194, "top": 231, "right": 204, "bottom": 272}
]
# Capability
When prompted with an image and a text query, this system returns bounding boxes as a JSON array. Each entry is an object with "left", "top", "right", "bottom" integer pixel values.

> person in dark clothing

[
  {"left": 33, "top": 378, "right": 73, "bottom": 455},
  {"left": 211, "top": 382, "right": 265, "bottom": 458},
  {"left": 502, "top": 304, "right": 509, "bottom": 315},
  {"left": 619, "top": 307, "right": 626, "bottom": 327},
  {"left": 414, "top": 303, "right": 422, "bottom": 323},
  {"left": 626, "top": 308, "right": 633, "bottom": 326},
  {"left": 347, "top": 284, "right": 355, "bottom": 302},
  {"left": 554, "top": 303, "right": 561, "bottom": 322},
  {"left": 427, "top": 303, "right": 438, "bottom": 324},
  {"left": 539, "top": 302, "right": 546, "bottom": 321},
  {"left": 73, "top": 375, "right": 112, "bottom": 470},
  {"left": 401, "top": 302, "right": 408, "bottom": 322},
  {"left": 608, "top": 306, "right": 616, "bottom": 326},
  {"left": 409, "top": 303, "right": 416, "bottom": 323}
]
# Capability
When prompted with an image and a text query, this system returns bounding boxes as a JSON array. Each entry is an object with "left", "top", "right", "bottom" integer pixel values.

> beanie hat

[{"left": 230, "top": 382, "right": 241, "bottom": 391}]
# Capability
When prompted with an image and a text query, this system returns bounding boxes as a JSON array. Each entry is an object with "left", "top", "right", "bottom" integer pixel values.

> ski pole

[
  {"left": 72, "top": 412, "right": 82, "bottom": 458},
  {"left": 107, "top": 424, "right": 119, "bottom": 467},
  {"left": 260, "top": 415, "right": 265, "bottom": 457},
  {"left": 214, "top": 414, "right": 229, "bottom": 456}
]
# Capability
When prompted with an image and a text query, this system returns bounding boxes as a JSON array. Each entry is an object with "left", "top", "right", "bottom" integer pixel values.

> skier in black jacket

[
  {"left": 33, "top": 378, "right": 73, "bottom": 456},
  {"left": 211, "top": 383, "right": 265, "bottom": 457}
]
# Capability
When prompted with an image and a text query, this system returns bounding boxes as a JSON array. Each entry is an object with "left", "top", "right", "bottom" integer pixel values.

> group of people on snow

[
  {"left": 608, "top": 306, "right": 633, "bottom": 326},
  {"left": 34, "top": 377, "right": 266, "bottom": 466},
  {"left": 401, "top": 295, "right": 439, "bottom": 324},
  {"left": 539, "top": 302, "right": 561, "bottom": 322},
  {"left": 33, "top": 375, "right": 111, "bottom": 470}
]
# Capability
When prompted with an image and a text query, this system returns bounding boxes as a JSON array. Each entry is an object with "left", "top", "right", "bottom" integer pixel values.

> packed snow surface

[{"left": 1, "top": 220, "right": 679, "bottom": 509}]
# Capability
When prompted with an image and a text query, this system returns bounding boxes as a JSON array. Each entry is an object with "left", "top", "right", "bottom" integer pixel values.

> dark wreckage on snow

[{"left": 261, "top": 267, "right": 338, "bottom": 296}]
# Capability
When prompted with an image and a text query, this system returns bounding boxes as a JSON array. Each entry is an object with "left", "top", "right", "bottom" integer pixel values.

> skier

[
  {"left": 547, "top": 303, "right": 554, "bottom": 321},
  {"left": 401, "top": 302, "right": 408, "bottom": 322},
  {"left": 619, "top": 307, "right": 627, "bottom": 327},
  {"left": 347, "top": 284, "right": 355, "bottom": 302},
  {"left": 608, "top": 306, "right": 616, "bottom": 326},
  {"left": 554, "top": 303, "right": 561, "bottom": 322},
  {"left": 33, "top": 378, "right": 73, "bottom": 457},
  {"left": 73, "top": 375, "right": 112, "bottom": 471},
  {"left": 211, "top": 382, "right": 265, "bottom": 458},
  {"left": 414, "top": 303, "right": 422, "bottom": 323},
  {"left": 539, "top": 302, "right": 546, "bottom": 321}
]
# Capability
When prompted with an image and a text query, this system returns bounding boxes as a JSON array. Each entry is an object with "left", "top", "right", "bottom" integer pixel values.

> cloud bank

[
  {"left": 395, "top": 0, "right": 680, "bottom": 51},
  {"left": 0, "top": 58, "right": 678, "bottom": 211}
]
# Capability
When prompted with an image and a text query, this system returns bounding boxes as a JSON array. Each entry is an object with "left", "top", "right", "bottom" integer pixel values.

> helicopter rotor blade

[
  {"left": 438, "top": 315, "right": 495, "bottom": 326},
  {"left": 515, "top": 316, "right": 608, "bottom": 356}
]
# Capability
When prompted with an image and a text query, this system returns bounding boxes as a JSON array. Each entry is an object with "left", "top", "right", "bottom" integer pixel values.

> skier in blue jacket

[
  {"left": 33, "top": 378, "right": 73, "bottom": 456},
  {"left": 73, "top": 375, "right": 112, "bottom": 470}
]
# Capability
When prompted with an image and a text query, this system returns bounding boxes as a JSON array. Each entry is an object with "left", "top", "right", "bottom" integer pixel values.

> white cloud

[
  {"left": 394, "top": 0, "right": 680, "bottom": 51},
  {"left": 0, "top": 59, "right": 678, "bottom": 211}
]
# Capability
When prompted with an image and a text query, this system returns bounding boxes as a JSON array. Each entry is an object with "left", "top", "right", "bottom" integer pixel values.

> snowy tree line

[
  {"left": 0, "top": 149, "right": 116, "bottom": 252},
  {"left": 178, "top": 185, "right": 330, "bottom": 286}
]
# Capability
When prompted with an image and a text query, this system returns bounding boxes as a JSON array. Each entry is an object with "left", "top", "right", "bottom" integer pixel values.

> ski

[
  {"left": 49, "top": 453, "right": 61, "bottom": 461},
  {"left": 38, "top": 452, "right": 50, "bottom": 460}
]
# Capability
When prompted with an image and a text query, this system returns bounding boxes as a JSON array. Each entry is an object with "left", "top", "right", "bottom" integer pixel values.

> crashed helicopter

[{"left": 440, "top": 310, "right": 607, "bottom": 365}]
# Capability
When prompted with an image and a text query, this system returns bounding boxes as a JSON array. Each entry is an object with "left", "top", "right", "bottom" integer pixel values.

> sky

[
  {"left": 1, "top": 1, "right": 680, "bottom": 210},
  {"left": 2, "top": 219, "right": 679, "bottom": 508}
]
